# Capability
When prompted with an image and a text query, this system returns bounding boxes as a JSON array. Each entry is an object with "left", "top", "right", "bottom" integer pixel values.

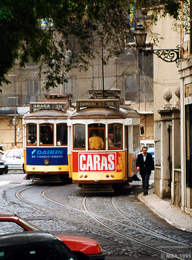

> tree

[{"left": 0, "top": 0, "right": 185, "bottom": 91}]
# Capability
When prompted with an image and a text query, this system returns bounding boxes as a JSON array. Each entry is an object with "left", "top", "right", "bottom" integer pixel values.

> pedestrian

[{"left": 136, "top": 146, "right": 154, "bottom": 195}]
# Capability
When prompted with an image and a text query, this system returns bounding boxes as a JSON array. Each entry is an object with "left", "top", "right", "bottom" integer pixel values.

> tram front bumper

[{"left": 72, "top": 171, "right": 127, "bottom": 183}]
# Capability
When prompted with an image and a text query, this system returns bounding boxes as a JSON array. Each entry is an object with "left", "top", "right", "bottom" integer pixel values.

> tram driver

[
  {"left": 40, "top": 126, "right": 53, "bottom": 144},
  {"left": 89, "top": 130, "right": 104, "bottom": 150}
]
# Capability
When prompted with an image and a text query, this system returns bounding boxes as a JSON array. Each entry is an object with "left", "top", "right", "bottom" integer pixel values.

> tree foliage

[{"left": 0, "top": 0, "right": 185, "bottom": 91}]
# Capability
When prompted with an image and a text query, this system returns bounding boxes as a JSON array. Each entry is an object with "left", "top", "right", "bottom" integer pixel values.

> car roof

[
  {"left": 0, "top": 232, "right": 59, "bottom": 247},
  {"left": 0, "top": 214, "right": 19, "bottom": 220}
]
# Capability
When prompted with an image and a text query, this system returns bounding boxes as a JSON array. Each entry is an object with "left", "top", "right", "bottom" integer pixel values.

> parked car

[
  {"left": 0, "top": 231, "right": 78, "bottom": 260},
  {"left": 0, "top": 150, "right": 4, "bottom": 159},
  {"left": 0, "top": 159, "right": 8, "bottom": 175},
  {"left": 1, "top": 149, "right": 24, "bottom": 171},
  {"left": 147, "top": 147, "right": 155, "bottom": 161},
  {"left": 140, "top": 140, "right": 154, "bottom": 148},
  {"left": 0, "top": 214, "right": 105, "bottom": 260}
]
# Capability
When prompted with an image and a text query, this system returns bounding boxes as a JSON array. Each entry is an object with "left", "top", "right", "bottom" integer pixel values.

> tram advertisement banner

[
  {"left": 26, "top": 147, "right": 68, "bottom": 165},
  {"left": 72, "top": 151, "right": 124, "bottom": 172}
]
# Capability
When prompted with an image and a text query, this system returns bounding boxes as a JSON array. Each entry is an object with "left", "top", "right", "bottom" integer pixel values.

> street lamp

[
  {"left": 12, "top": 116, "right": 18, "bottom": 146},
  {"left": 134, "top": 24, "right": 179, "bottom": 63},
  {"left": 7, "top": 95, "right": 18, "bottom": 146}
]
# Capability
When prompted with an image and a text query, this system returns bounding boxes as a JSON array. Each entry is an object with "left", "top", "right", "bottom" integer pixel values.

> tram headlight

[{"left": 43, "top": 158, "right": 50, "bottom": 165}]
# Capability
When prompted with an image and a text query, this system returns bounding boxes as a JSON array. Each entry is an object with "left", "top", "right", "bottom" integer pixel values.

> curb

[{"left": 138, "top": 188, "right": 192, "bottom": 233}]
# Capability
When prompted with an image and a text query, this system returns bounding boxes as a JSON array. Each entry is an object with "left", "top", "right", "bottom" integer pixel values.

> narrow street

[{"left": 0, "top": 171, "right": 192, "bottom": 260}]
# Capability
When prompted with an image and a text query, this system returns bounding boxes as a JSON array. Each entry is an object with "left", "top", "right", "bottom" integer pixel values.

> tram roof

[
  {"left": 70, "top": 106, "right": 139, "bottom": 119},
  {"left": 23, "top": 109, "right": 69, "bottom": 119}
]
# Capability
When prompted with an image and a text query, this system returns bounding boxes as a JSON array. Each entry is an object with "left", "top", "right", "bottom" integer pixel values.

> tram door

[{"left": 186, "top": 104, "right": 192, "bottom": 188}]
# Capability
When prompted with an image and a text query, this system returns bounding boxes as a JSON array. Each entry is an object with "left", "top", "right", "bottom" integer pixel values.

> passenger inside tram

[
  {"left": 30, "top": 135, "right": 36, "bottom": 144},
  {"left": 40, "top": 126, "right": 53, "bottom": 144},
  {"left": 41, "top": 131, "right": 53, "bottom": 144},
  {"left": 108, "top": 133, "right": 115, "bottom": 148},
  {"left": 108, "top": 124, "right": 122, "bottom": 149},
  {"left": 89, "top": 130, "right": 104, "bottom": 150}
]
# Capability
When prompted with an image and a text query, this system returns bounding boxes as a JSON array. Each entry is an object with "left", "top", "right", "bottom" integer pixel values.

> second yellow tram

[{"left": 69, "top": 90, "right": 140, "bottom": 192}]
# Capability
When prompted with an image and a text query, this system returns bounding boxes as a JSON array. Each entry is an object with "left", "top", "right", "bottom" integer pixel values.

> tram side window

[
  {"left": 40, "top": 124, "right": 53, "bottom": 145},
  {"left": 27, "top": 124, "right": 37, "bottom": 145},
  {"left": 108, "top": 124, "right": 122, "bottom": 149},
  {"left": 74, "top": 125, "right": 85, "bottom": 149},
  {"left": 57, "top": 124, "right": 67, "bottom": 145},
  {"left": 88, "top": 124, "right": 105, "bottom": 150}
]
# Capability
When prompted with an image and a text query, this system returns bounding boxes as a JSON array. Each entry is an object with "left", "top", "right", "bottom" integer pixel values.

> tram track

[
  {"left": 14, "top": 185, "right": 192, "bottom": 259},
  {"left": 82, "top": 194, "right": 191, "bottom": 260},
  {"left": 15, "top": 185, "right": 118, "bottom": 237}
]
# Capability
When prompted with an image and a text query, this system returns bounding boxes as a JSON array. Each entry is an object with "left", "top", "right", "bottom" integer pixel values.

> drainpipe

[
  {"left": 180, "top": 72, "right": 186, "bottom": 211},
  {"left": 168, "top": 124, "right": 172, "bottom": 183}
]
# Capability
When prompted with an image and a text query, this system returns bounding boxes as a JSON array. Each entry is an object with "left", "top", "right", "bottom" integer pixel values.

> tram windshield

[
  {"left": 40, "top": 124, "right": 53, "bottom": 145},
  {"left": 74, "top": 124, "right": 85, "bottom": 149},
  {"left": 88, "top": 124, "right": 105, "bottom": 150},
  {"left": 57, "top": 124, "right": 67, "bottom": 145},
  {"left": 108, "top": 123, "right": 122, "bottom": 149},
  {"left": 27, "top": 124, "right": 37, "bottom": 145}
]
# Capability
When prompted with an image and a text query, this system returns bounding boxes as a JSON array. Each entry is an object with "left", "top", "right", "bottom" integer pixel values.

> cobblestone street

[{"left": 0, "top": 172, "right": 192, "bottom": 260}]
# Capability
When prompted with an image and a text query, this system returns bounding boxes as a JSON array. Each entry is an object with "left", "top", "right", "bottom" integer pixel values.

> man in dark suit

[{"left": 136, "top": 146, "right": 154, "bottom": 195}]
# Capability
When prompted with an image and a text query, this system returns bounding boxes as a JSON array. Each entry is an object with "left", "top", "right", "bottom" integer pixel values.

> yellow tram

[
  {"left": 23, "top": 94, "right": 72, "bottom": 182},
  {"left": 69, "top": 90, "right": 140, "bottom": 192}
]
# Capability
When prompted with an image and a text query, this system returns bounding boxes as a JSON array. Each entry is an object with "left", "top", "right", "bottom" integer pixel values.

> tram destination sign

[
  {"left": 30, "top": 102, "right": 67, "bottom": 112},
  {"left": 76, "top": 99, "right": 119, "bottom": 111}
]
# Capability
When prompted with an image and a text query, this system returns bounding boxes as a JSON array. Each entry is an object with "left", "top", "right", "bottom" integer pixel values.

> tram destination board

[
  {"left": 76, "top": 99, "right": 119, "bottom": 111},
  {"left": 30, "top": 102, "right": 67, "bottom": 112}
]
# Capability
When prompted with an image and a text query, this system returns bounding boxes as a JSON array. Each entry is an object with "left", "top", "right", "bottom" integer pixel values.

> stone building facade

[{"left": 0, "top": 46, "right": 154, "bottom": 150}]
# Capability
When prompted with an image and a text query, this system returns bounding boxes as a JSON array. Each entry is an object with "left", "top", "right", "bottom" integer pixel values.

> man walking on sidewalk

[{"left": 136, "top": 146, "right": 154, "bottom": 195}]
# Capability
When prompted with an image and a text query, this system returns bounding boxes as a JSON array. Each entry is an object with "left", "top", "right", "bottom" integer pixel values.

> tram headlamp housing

[{"left": 43, "top": 158, "right": 50, "bottom": 165}]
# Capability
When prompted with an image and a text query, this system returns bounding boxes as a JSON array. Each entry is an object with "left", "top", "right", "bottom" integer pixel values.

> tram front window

[
  {"left": 108, "top": 124, "right": 122, "bottom": 149},
  {"left": 88, "top": 124, "right": 105, "bottom": 150},
  {"left": 74, "top": 125, "right": 85, "bottom": 149},
  {"left": 40, "top": 124, "right": 53, "bottom": 145},
  {"left": 57, "top": 124, "right": 67, "bottom": 145},
  {"left": 27, "top": 124, "right": 37, "bottom": 145}
]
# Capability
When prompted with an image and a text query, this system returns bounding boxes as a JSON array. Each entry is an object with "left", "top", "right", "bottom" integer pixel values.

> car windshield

[{"left": 0, "top": 218, "right": 40, "bottom": 235}]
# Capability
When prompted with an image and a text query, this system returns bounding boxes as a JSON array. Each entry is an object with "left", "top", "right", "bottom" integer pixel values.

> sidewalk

[{"left": 138, "top": 188, "right": 192, "bottom": 233}]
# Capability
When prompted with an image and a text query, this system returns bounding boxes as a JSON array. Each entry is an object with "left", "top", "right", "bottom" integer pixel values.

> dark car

[
  {"left": 0, "top": 159, "right": 8, "bottom": 175},
  {"left": 0, "top": 214, "right": 105, "bottom": 260},
  {"left": 0, "top": 231, "right": 78, "bottom": 260}
]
